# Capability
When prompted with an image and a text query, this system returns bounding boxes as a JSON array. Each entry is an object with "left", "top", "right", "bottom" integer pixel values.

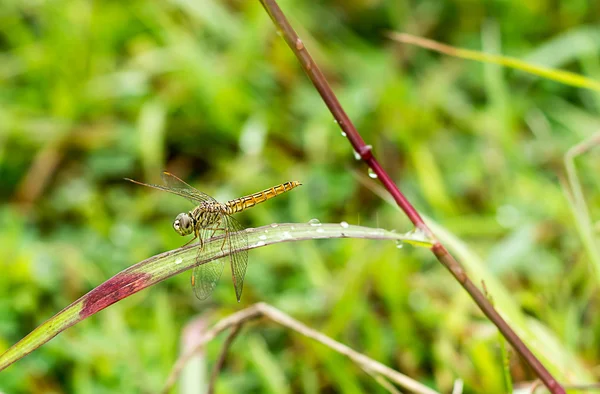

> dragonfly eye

[{"left": 174, "top": 213, "right": 193, "bottom": 236}]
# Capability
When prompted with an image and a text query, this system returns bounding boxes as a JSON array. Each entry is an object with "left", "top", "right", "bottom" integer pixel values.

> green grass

[{"left": 1, "top": 0, "right": 599, "bottom": 392}]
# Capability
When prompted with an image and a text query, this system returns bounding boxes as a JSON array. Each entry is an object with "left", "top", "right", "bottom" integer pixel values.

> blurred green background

[{"left": 1, "top": 0, "right": 599, "bottom": 392}]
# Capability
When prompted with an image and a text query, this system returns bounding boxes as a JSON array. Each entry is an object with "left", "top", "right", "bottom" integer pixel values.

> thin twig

[
  {"left": 163, "top": 303, "right": 439, "bottom": 394},
  {"left": 207, "top": 324, "right": 243, "bottom": 394},
  {"left": 256, "top": 1, "right": 565, "bottom": 393},
  {"left": 162, "top": 306, "right": 260, "bottom": 393},
  {"left": 529, "top": 380, "right": 543, "bottom": 394},
  {"left": 451, "top": 379, "right": 464, "bottom": 394},
  {"left": 362, "top": 366, "right": 403, "bottom": 394},
  {"left": 563, "top": 131, "right": 600, "bottom": 282}
]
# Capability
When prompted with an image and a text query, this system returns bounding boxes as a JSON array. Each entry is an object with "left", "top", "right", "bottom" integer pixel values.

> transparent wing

[
  {"left": 224, "top": 214, "right": 249, "bottom": 302},
  {"left": 191, "top": 259, "right": 226, "bottom": 300},
  {"left": 191, "top": 225, "right": 226, "bottom": 300},
  {"left": 190, "top": 214, "right": 248, "bottom": 301},
  {"left": 191, "top": 261, "right": 226, "bottom": 300},
  {"left": 125, "top": 171, "right": 216, "bottom": 205},
  {"left": 161, "top": 172, "right": 218, "bottom": 204}
]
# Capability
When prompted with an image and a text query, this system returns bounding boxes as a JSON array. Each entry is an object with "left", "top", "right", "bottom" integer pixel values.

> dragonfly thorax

[{"left": 193, "top": 203, "right": 224, "bottom": 228}]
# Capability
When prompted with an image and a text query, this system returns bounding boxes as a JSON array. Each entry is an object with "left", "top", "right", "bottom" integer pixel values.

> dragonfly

[{"left": 126, "top": 172, "right": 301, "bottom": 302}]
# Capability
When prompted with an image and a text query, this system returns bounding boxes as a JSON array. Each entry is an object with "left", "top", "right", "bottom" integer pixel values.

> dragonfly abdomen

[{"left": 225, "top": 181, "right": 301, "bottom": 214}]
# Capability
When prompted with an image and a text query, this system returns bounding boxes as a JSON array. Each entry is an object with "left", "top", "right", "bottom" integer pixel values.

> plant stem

[
  {"left": 163, "top": 303, "right": 439, "bottom": 394},
  {"left": 207, "top": 325, "right": 242, "bottom": 394},
  {"left": 257, "top": 1, "right": 565, "bottom": 392}
]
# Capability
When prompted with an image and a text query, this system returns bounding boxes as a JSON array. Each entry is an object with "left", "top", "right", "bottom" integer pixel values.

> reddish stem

[{"left": 257, "top": 1, "right": 565, "bottom": 393}]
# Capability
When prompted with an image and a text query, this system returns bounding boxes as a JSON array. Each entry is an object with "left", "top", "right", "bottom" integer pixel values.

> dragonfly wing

[
  {"left": 125, "top": 172, "right": 216, "bottom": 205},
  {"left": 191, "top": 215, "right": 248, "bottom": 301},
  {"left": 224, "top": 214, "right": 249, "bottom": 302},
  {"left": 192, "top": 258, "right": 226, "bottom": 300},
  {"left": 191, "top": 225, "right": 226, "bottom": 300},
  {"left": 161, "top": 171, "right": 218, "bottom": 205}
]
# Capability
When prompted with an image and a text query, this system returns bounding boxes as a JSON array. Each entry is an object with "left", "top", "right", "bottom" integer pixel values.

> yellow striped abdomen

[{"left": 224, "top": 181, "right": 301, "bottom": 214}]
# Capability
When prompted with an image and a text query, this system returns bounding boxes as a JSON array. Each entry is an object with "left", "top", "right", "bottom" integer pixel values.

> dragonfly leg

[
  {"left": 220, "top": 230, "right": 227, "bottom": 253},
  {"left": 209, "top": 228, "right": 228, "bottom": 255},
  {"left": 182, "top": 229, "right": 200, "bottom": 248},
  {"left": 209, "top": 220, "right": 228, "bottom": 254}
]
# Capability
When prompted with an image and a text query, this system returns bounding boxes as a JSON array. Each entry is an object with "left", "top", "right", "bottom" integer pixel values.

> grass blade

[
  {"left": 390, "top": 33, "right": 600, "bottom": 92},
  {"left": 0, "top": 222, "right": 430, "bottom": 371}
]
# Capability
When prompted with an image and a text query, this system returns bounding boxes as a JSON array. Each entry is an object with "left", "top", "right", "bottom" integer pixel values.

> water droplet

[
  {"left": 353, "top": 150, "right": 361, "bottom": 160},
  {"left": 308, "top": 218, "right": 321, "bottom": 226},
  {"left": 368, "top": 168, "right": 378, "bottom": 179},
  {"left": 270, "top": 223, "right": 279, "bottom": 228},
  {"left": 281, "top": 231, "right": 292, "bottom": 239},
  {"left": 340, "top": 221, "right": 349, "bottom": 228},
  {"left": 255, "top": 241, "right": 265, "bottom": 247},
  {"left": 175, "top": 257, "right": 183, "bottom": 265},
  {"left": 402, "top": 227, "right": 433, "bottom": 248},
  {"left": 316, "top": 228, "right": 325, "bottom": 233},
  {"left": 395, "top": 240, "right": 404, "bottom": 249},
  {"left": 290, "top": 226, "right": 296, "bottom": 230},
  {"left": 259, "top": 235, "right": 267, "bottom": 240},
  {"left": 341, "top": 131, "right": 347, "bottom": 137},
  {"left": 295, "top": 38, "right": 304, "bottom": 50}
]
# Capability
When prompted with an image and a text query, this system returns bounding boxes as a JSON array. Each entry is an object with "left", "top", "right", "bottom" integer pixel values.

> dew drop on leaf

[{"left": 308, "top": 218, "right": 321, "bottom": 226}]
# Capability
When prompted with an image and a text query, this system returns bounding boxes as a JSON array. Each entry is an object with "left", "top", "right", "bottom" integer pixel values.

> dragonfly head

[{"left": 173, "top": 213, "right": 194, "bottom": 236}]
